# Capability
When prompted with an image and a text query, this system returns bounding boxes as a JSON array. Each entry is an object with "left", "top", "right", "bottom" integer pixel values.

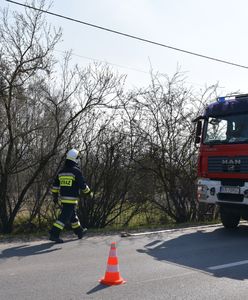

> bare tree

[
  {"left": 122, "top": 71, "right": 218, "bottom": 223},
  {"left": 0, "top": 1, "right": 62, "bottom": 232},
  {"left": 71, "top": 104, "right": 137, "bottom": 228},
  {"left": 0, "top": 2, "right": 125, "bottom": 233}
]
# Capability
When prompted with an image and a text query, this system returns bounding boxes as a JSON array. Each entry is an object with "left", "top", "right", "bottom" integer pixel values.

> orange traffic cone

[{"left": 99, "top": 242, "right": 126, "bottom": 285}]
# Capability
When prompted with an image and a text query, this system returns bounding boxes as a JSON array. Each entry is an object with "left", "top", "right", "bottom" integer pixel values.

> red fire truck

[{"left": 194, "top": 94, "right": 248, "bottom": 228}]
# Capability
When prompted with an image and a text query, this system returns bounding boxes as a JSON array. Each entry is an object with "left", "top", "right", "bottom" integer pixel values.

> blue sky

[{"left": 2, "top": 0, "right": 248, "bottom": 94}]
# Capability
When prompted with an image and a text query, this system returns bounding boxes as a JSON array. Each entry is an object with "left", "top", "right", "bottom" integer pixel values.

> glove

[
  {"left": 85, "top": 191, "right": 93, "bottom": 199},
  {"left": 52, "top": 193, "right": 59, "bottom": 204},
  {"left": 83, "top": 190, "right": 94, "bottom": 199},
  {"left": 82, "top": 186, "right": 93, "bottom": 199}
]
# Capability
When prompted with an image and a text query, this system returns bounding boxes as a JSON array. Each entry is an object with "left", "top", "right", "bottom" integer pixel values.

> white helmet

[{"left": 66, "top": 149, "right": 79, "bottom": 163}]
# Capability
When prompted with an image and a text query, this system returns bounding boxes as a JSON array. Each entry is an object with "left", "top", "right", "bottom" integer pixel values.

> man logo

[
  {"left": 222, "top": 158, "right": 241, "bottom": 172},
  {"left": 222, "top": 159, "right": 241, "bottom": 165}
]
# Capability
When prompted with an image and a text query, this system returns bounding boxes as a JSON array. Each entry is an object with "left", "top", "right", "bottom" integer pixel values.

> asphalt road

[{"left": 1, "top": 224, "right": 248, "bottom": 300}]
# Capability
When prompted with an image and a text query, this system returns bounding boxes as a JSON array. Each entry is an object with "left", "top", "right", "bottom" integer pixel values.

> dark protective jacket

[{"left": 51, "top": 160, "right": 90, "bottom": 204}]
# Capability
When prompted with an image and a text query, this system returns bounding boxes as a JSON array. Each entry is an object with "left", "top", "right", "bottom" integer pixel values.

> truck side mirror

[
  {"left": 195, "top": 136, "right": 201, "bottom": 144},
  {"left": 196, "top": 120, "right": 202, "bottom": 136},
  {"left": 195, "top": 121, "right": 202, "bottom": 145}
]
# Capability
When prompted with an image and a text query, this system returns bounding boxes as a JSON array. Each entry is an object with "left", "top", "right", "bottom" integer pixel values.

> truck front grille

[{"left": 208, "top": 156, "right": 248, "bottom": 173}]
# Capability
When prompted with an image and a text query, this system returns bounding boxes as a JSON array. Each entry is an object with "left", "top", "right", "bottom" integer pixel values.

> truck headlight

[{"left": 197, "top": 184, "right": 208, "bottom": 201}]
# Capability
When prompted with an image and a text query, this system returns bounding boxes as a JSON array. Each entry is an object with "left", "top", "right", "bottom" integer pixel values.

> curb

[{"left": 120, "top": 223, "right": 225, "bottom": 237}]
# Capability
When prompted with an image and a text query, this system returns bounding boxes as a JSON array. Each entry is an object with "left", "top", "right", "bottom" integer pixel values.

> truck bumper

[{"left": 197, "top": 178, "right": 248, "bottom": 205}]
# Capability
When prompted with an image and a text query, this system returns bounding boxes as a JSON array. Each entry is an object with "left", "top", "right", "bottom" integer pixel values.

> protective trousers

[{"left": 50, "top": 204, "right": 83, "bottom": 238}]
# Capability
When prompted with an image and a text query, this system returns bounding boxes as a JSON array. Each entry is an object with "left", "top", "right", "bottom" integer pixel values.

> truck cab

[{"left": 195, "top": 94, "right": 248, "bottom": 228}]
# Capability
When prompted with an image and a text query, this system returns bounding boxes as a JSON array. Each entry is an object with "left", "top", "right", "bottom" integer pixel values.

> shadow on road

[
  {"left": 137, "top": 225, "right": 248, "bottom": 281},
  {"left": 0, "top": 242, "right": 62, "bottom": 259},
  {"left": 87, "top": 284, "right": 110, "bottom": 295}
]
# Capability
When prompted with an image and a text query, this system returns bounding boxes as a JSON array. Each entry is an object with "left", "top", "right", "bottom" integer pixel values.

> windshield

[{"left": 203, "top": 113, "right": 248, "bottom": 144}]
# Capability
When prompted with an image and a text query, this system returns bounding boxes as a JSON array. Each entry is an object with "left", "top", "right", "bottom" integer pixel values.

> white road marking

[
  {"left": 208, "top": 260, "right": 248, "bottom": 270},
  {"left": 146, "top": 240, "right": 165, "bottom": 249}
]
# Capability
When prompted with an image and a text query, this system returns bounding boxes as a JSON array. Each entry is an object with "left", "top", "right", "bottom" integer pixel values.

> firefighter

[{"left": 49, "top": 149, "right": 93, "bottom": 243}]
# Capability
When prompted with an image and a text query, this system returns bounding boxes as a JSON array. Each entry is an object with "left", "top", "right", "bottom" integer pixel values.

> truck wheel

[{"left": 220, "top": 209, "right": 240, "bottom": 229}]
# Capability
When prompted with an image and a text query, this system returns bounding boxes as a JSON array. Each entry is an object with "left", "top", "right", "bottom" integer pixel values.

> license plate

[{"left": 220, "top": 186, "right": 240, "bottom": 194}]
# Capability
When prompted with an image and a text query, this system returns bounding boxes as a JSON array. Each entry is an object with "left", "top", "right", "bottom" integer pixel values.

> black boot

[
  {"left": 49, "top": 229, "right": 64, "bottom": 243},
  {"left": 74, "top": 227, "right": 87, "bottom": 239},
  {"left": 49, "top": 235, "right": 64, "bottom": 243}
]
